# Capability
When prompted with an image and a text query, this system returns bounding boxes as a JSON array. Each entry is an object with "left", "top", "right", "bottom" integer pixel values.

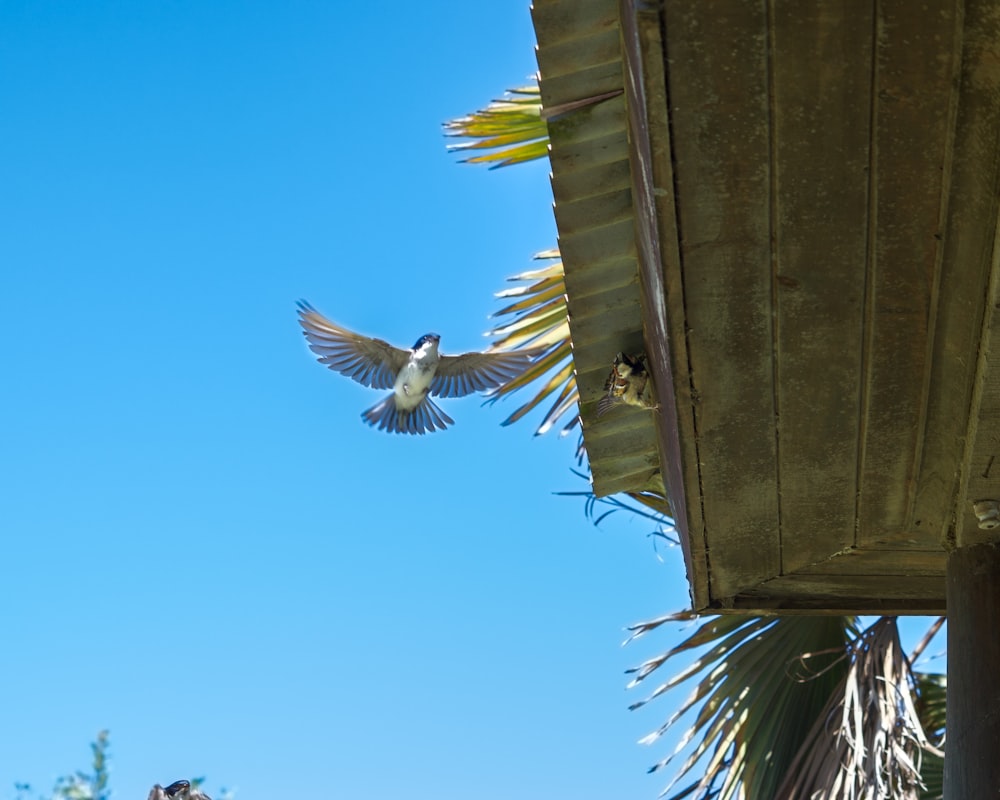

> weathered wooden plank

[
  {"left": 550, "top": 158, "right": 632, "bottom": 205},
  {"left": 545, "top": 92, "right": 628, "bottom": 150},
  {"left": 538, "top": 63, "right": 625, "bottom": 114},
  {"left": 771, "top": 2, "right": 873, "bottom": 572},
  {"left": 537, "top": 5, "right": 661, "bottom": 505},
  {"left": 557, "top": 256, "right": 637, "bottom": 300},
  {"left": 659, "top": 0, "right": 779, "bottom": 599},
  {"left": 734, "top": 573, "right": 943, "bottom": 605},
  {"left": 856, "top": 0, "right": 961, "bottom": 548},
  {"left": 620, "top": 0, "right": 708, "bottom": 604},
  {"left": 531, "top": 0, "right": 618, "bottom": 48},
  {"left": 794, "top": 547, "right": 945, "bottom": 577},
  {"left": 590, "top": 450, "right": 661, "bottom": 487},
  {"left": 556, "top": 217, "right": 635, "bottom": 268},
  {"left": 553, "top": 187, "right": 634, "bottom": 235},
  {"left": 950, "top": 1, "right": 1000, "bottom": 548},
  {"left": 913, "top": 0, "right": 1000, "bottom": 545},
  {"left": 726, "top": 597, "right": 944, "bottom": 615},
  {"left": 535, "top": 28, "right": 622, "bottom": 80},
  {"left": 568, "top": 300, "right": 644, "bottom": 350},
  {"left": 961, "top": 294, "right": 1000, "bottom": 547},
  {"left": 547, "top": 128, "right": 629, "bottom": 173},
  {"left": 590, "top": 468, "right": 663, "bottom": 500}
]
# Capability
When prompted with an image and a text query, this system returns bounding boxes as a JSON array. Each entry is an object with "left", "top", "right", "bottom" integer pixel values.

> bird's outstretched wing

[
  {"left": 297, "top": 301, "right": 408, "bottom": 390},
  {"left": 432, "top": 350, "right": 535, "bottom": 398}
]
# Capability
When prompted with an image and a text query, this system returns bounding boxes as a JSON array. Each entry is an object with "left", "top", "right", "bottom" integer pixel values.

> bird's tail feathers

[{"left": 362, "top": 394, "right": 455, "bottom": 435}]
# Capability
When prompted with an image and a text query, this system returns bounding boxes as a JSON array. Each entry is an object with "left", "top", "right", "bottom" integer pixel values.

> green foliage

[
  {"left": 483, "top": 252, "right": 579, "bottom": 435},
  {"left": 14, "top": 731, "right": 110, "bottom": 800},
  {"left": 627, "top": 614, "right": 856, "bottom": 799},
  {"left": 445, "top": 91, "right": 581, "bottom": 438},
  {"left": 913, "top": 670, "right": 946, "bottom": 800},
  {"left": 444, "top": 85, "right": 549, "bottom": 168}
]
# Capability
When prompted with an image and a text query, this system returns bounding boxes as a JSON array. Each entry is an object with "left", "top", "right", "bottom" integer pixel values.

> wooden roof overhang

[{"left": 532, "top": 0, "right": 1000, "bottom": 613}]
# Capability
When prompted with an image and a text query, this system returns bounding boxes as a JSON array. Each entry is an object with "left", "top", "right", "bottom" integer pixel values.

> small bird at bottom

[
  {"left": 597, "top": 352, "right": 656, "bottom": 416},
  {"left": 297, "top": 300, "right": 535, "bottom": 434},
  {"left": 147, "top": 780, "right": 211, "bottom": 800}
]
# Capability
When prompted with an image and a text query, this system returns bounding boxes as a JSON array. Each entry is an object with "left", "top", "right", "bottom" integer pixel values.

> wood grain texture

[
  {"left": 944, "top": 542, "right": 1000, "bottom": 796},
  {"left": 770, "top": 1, "right": 873, "bottom": 573},
  {"left": 659, "top": 1, "right": 780, "bottom": 599},
  {"left": 620, "top": 0, "right": 707, "bottom": 604},
  {"left": 949, "top": 1, "right": 1000, "bottom": 549},
  {"left": 857, "top": 0, "right": 961, "bottom": 548},
  {"left": 536, "top": 0, "right": 1000, "bottom": 610},
  {"left": 913, "top": 0, "right": 1000, "bottom": 544}
]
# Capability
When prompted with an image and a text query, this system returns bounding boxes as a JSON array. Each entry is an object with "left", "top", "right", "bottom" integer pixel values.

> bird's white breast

[{"left": 393, "top": 342, "right": 439, "bottom": 410}]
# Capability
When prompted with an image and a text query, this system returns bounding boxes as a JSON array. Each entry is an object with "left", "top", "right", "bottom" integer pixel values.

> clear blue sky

[{"left": 0, "top": 3, "right": 693, "bottom": 799}]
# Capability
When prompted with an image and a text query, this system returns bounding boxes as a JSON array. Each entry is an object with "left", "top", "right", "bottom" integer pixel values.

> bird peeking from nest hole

[{"left": 597, "top": 352, "right": 657, "bottom": 417}]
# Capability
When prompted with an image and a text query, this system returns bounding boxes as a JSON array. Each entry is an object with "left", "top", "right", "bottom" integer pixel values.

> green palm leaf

[
  {"left": 484, "top": 252, "right": 580, "bottom": 436},
  {"left": 625, "top": 613, "right": 855, "bottom": 799},
  {"left": 446, "top": 91, "right": 579, "bottom": 436},
  {"left": 444, "top": 85, "right": 549, "bottom": 169},
  {"left": 913, "top": 672, "right": 945, "bottom": 800}
]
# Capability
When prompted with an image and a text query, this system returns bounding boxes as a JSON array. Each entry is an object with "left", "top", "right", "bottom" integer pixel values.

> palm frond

[
  {"left": 556, "top": 470, "right": 677, "bottom": 550},
  {"left": 485, "top": 252, "right": 579, "bottom": 436},
  {"left": 623, "top": 490, "right": 672, "bottom": 520},
  {"left": 912, "top": 670, "right": 945, "bottom": 800},
  {"left": 916, "top": 748, "right": 943, "bottom": 800},
  {"left": 625, "top": 613, "right": 855, "bottom": 800},
  {"left": 775, "top": 617, "right": 943, "bottom": 800},
  {"left": 912, "top": 671, "right": 946, "bottom": 745},
  {"left": 446, "top": 88, "right": 577, "bottom": 436},
  {"left": 910, "top": 616, "right": 946, "bottom": 800},
  {"left": 444, "top": 85, "right": 549, "bottom": 169}
]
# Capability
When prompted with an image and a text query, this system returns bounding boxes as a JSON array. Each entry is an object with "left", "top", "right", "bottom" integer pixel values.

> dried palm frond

[
  {"left": 626, "top": 613, "right": 855, "bottom": 800},
  {"left": 775, "top": 617, "right": 943, "bottom": 800}
]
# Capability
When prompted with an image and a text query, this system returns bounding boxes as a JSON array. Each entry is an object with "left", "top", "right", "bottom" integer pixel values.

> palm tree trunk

[{"left": 943, "top": 541, "right": 1000, "bottom": 797}]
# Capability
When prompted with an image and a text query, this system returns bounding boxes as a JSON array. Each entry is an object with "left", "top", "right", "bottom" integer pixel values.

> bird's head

[
  {"left": 156, "top": 781, "right": 212, "bottom": 800},
  {"left": 413, "top": 333, "right": 441, "bottom": 350}
]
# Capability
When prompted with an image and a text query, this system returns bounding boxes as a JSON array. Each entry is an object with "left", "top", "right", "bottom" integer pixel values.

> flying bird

[
  {"left": 597, "top": 352, "right": 655, "bottom": 416},
  {"left": 297, "top": 300, "right": 534, "bottom": 434}
]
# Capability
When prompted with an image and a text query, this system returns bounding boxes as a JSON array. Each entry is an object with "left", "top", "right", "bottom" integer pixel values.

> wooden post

[{"left": 944, "top": 541, "right": 1000, "bottom": 798}]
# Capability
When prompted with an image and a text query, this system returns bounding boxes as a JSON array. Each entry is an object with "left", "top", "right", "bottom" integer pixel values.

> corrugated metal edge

[{"left": 531, "top": 0, "right": 666, "bottom": 502}]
